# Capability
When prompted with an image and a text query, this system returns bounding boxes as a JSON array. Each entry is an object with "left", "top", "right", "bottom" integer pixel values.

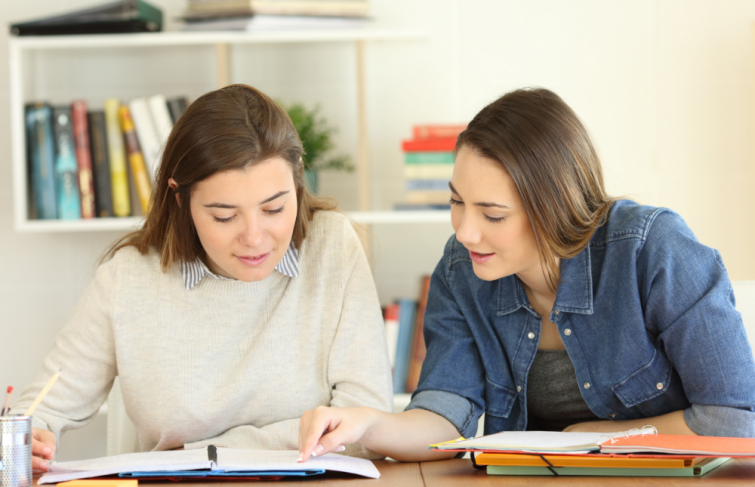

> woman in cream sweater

[{"left": 14, "top": 85, "right": 392, "bottom": 471}]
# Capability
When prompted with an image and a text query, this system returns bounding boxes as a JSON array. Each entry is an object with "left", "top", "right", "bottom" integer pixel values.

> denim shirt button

[
  {"left": 516, "top": 385, "right": 522, "bottom": 392},
  {"left": 527, "top": 332, "right": 535, "bottom": 339},
  {"left": 564, "top": 328, "right": 572, "bottom": 336},
  {"left": 583, "top": 382, "right": 590, "bottom": 389},
  {"left": 609, "top": 413, "right": 617, "bottom": 418},
  {"left": 554, "top": 310, "right": 560, "bottom": 315},
  {"left": 657, "top": 382, "right": 664, "bottom": 390}
]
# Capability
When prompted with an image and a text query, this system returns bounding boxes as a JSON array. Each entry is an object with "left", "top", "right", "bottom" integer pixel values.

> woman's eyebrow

[
  {"left": 448, "top": 182, "right": 508, "bottom": 208},
  {"left": 259, "top": 190, "right": 290, "bottom": 205},
  {"left": 203, "top": 190, "right": 290, "bottom": 209}
]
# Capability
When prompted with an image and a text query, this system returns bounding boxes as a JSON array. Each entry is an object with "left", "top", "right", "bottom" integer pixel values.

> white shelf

[
  {"left": 9, "top": 29, "right": 424, "bottom": 50},
  {"left": 350, "top": 211, "right": 450, "bottom": 224},
  {"left": 9, "top": 29, "right": 427, "bottom": 232},
  {"left": 14, "top": 211, "right": 450, "bottom": 233}
]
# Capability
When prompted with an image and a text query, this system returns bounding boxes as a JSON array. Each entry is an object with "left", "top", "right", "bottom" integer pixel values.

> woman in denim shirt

[{"left": 298, "top": 88, "right": 755, "bottom": 462}]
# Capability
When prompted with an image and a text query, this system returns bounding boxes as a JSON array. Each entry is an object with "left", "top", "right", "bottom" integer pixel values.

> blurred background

[{"left": 2, "top": 0, "right": 755, "bottom": 459}]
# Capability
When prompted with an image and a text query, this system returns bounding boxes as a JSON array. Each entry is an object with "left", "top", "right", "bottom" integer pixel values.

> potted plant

[{"left": 283, "top": 102, "right": 353, "bottom": 194}]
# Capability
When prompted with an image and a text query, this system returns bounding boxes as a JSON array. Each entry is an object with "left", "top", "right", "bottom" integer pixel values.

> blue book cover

[
  {"left": 52, "top": 106, "right": 82, "bottom": 219},
  {"left": 25, "top": 103, "right": 57, "bottom": 219},
  {"left": 392, "top": 298, "right": 417, "bottom": 393}
]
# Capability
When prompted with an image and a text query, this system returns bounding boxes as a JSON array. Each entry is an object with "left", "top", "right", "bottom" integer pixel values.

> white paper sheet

[
  {"left": 40, "top": 449, "right": 212, "bottom": 484},
  {"left": 218, "top": 449, "right": 380, "bottom": 479},
  {"left": 437, "top": 431, "right": 611, "bottom": 453}
]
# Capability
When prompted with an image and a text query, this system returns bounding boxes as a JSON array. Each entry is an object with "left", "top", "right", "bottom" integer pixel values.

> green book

[
  {"left": 405, "top": 152, "right": 455, "bottom": 164},
  {"left": 486, "top": 457, "right": 730, "bottom": 477}
]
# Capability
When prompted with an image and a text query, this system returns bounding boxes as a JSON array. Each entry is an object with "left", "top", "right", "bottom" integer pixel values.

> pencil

[{"left": 24, "top": 369, "right": 61, "bottom": 417}]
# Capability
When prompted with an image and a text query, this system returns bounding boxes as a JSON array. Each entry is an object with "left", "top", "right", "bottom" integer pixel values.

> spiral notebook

[
  {"left": 39, "top": 446, "right": 379, "bottom": 484},
  {"left": 430, "top": 426, "right": 755, "bottom": 457}
]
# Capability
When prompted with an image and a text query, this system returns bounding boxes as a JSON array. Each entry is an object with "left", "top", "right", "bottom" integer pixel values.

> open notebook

[
  {"left": 39, "top": 446, "right": 379, "bottom": 483},
  {"left": 430, "top": 427, "right": 755, "bottom": 457}
]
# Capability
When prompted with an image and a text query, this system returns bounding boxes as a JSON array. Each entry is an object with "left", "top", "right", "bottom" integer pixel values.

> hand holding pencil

[{"left": 23, "top": 369, "right": 62, "bottom": 473}]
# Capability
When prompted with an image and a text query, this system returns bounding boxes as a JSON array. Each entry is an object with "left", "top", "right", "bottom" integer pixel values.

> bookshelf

[{"left": 9, "top": 29, "right": 437, "bottom": 233}]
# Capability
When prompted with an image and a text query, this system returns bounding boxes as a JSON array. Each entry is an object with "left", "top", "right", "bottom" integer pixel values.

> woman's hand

[
  {"left": 298, "top": 406, "right": 379, "bottom": 462},
  {"left": 31, "top": 427, "right": 56, "bottom": 472}
]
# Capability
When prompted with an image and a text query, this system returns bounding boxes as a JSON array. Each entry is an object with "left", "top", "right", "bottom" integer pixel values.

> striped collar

[{"left": 179, "top": 244, "right": 300, "bottom": 290}]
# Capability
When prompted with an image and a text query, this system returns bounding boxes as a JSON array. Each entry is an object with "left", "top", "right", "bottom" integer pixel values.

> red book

[
  {"left": 413, "top": 124, "right": 467, "bottom": 140},
  {"left": 402, "top": 138, "right": 457, "bottom": 152},
  {"left": 71, "top": 100, "right": 96, "bottom": 219},
  {"left": 405, "top": 275, "right": 432, "bottom": 393}
]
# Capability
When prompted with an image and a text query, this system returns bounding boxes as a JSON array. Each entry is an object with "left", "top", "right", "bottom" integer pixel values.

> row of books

[
  {"left": 384, "top": 275, "right": 430, "bottom": 394},
  {"left": 397, "top": 124, "right": 466, "bottom": 211},
  {"left": 25, "top": 95, "right": 188, "bottom": 220},
  {"left": 181, "top": 0, "right": 370, "bottom": 31}
]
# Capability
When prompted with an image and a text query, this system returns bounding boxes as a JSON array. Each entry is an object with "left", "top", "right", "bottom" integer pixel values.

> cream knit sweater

[{"left": 12, "top": 211, "right": 392, "bottom": 458}]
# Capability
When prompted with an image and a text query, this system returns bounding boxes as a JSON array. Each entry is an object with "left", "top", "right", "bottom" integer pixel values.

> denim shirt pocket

[
  {"left": 611, "top": 348, "right": 673, "bottom": 408},
  {"left": 485, "top": 377, "right": 518, "bottom": 418}
]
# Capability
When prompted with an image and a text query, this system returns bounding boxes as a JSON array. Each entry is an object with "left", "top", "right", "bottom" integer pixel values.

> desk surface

[{"left": 35, "top": 458, "right": 755, "bottom": 486}]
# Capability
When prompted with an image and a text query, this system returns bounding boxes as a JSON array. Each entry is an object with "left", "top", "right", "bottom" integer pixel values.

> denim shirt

[{"left": 406, "top": 200, "right": 755, "bottom": 438}]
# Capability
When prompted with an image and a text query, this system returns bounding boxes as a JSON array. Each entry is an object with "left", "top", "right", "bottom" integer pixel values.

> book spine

[
  {"left": 404, "top": 164, "right": 454, "bottom": 180},
  {"left": 383, "top": 304, "right": 400, "bottom": 370},
  {"left": 52, "top": 106, "right": 82, "bottom": 220},
  {"left": 405, "top": 275, "right": 431, "bottom": 393},
  {"left": 392, "top": 298, "right": 417, "bottom": 394},
  {"left": 104, "top": 98, "right": 131, "bottom": 217},
  {"left": 128, "top": 98, "right": 161, "bottom": 181},
  {"left": 166, "top": 96, "right": 188, "bottom": 125},
  {"left": 88, "top": 111, "right": 113, "bottom": 218},
  {"left": 406, "top": 179, "right": 451, "bottom": 191},
  {"left": 71, "top": 100, "right": 96, "bottom": 219},
  {"left": 119, "top": 106, "right": 153, "bottom": 214},
  {"left": 412, "top": 124, "right": 467, "bottom": 140},
  {"left": 147, "top": 94, "right": 174, "bottom": 145},
  {"left": 404, "top": 152, "right": 455, "bottom": 164},
  {"left": 402, "top": 138, "right": 457, "bottom": 152},
  {"left": 26, "top": 104, "right": 57, "bottom": 219}
]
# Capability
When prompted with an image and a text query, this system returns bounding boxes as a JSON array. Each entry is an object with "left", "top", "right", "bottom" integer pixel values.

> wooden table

[{"left": 34, "top": 458, "right": 755, "bottom": 485}]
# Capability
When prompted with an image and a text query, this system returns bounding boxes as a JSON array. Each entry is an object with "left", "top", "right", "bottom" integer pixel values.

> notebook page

[
  {"left": 436, "top": 431, "right": 610, "bottom": 453},
  {"left": 39, "top": 449, "right": 212, "bottom": 484},
  {"left": 217, "top": 449, "right": 380, "bottom": 479}
]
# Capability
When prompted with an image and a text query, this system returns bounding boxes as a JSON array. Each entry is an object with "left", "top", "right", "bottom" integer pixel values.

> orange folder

[{"left": 602, "top": 434, "right": 755, "bottom": 456}]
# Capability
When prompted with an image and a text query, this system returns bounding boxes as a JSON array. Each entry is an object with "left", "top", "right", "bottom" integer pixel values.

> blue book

[
  {"left": 25, "top": 103, "right": 57, "bottom": 219},
  {"left": 392, "top": 298, "right": 417, "bottom": 393},
  {"left": 52, "top": 106, "right": 82, "bottom": 219}
]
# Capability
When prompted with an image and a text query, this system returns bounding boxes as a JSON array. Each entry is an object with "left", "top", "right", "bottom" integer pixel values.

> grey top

[{"left": 526, "top": 349, "right": 600, "bottom": 431}]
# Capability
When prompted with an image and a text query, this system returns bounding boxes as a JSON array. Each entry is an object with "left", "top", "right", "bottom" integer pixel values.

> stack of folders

[{"left": 430, "top": 427, "right": 755, "bottom": 477}]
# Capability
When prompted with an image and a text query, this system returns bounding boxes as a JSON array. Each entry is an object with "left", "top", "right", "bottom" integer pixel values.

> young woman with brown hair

[
  {"left": 15, "top": 84, "right": 392, "bottom": 470},
  {"left": 298, "top": 88, "right": 755, "bottom": 462}
]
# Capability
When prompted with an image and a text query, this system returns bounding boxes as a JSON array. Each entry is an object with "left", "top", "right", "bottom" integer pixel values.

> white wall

[{"left": 1, "top": 0, "right": 754, "bottom": 459}]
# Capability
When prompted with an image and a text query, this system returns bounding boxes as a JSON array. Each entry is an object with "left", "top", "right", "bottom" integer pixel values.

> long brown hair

[
  {"left": 457, "top": 88, "right": 614, "bottom": 290},
  {"left": 104, "top": 84, "right": 336, "bottom": 270}
]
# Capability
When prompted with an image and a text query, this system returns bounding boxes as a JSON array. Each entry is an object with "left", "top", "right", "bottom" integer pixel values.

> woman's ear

[{"left": 168, "top": 178, "right": 181, "bottom": 207}]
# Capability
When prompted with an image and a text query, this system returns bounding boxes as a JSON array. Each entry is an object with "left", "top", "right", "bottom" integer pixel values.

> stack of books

[
  {"left": 25, "top": 95, "right": 189, "bottom": 220},
  {"left": 384, "top": 275, "right": 431, "bottom": 394},
  {"left": 397, "top": 124, "right": 465, "bottom": 211},
  {"left": 181, "top": 0, "right": 370, "bottom": 32},
  {"left": 431, "top": 428, "right": 755, "bottom": 477}
]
